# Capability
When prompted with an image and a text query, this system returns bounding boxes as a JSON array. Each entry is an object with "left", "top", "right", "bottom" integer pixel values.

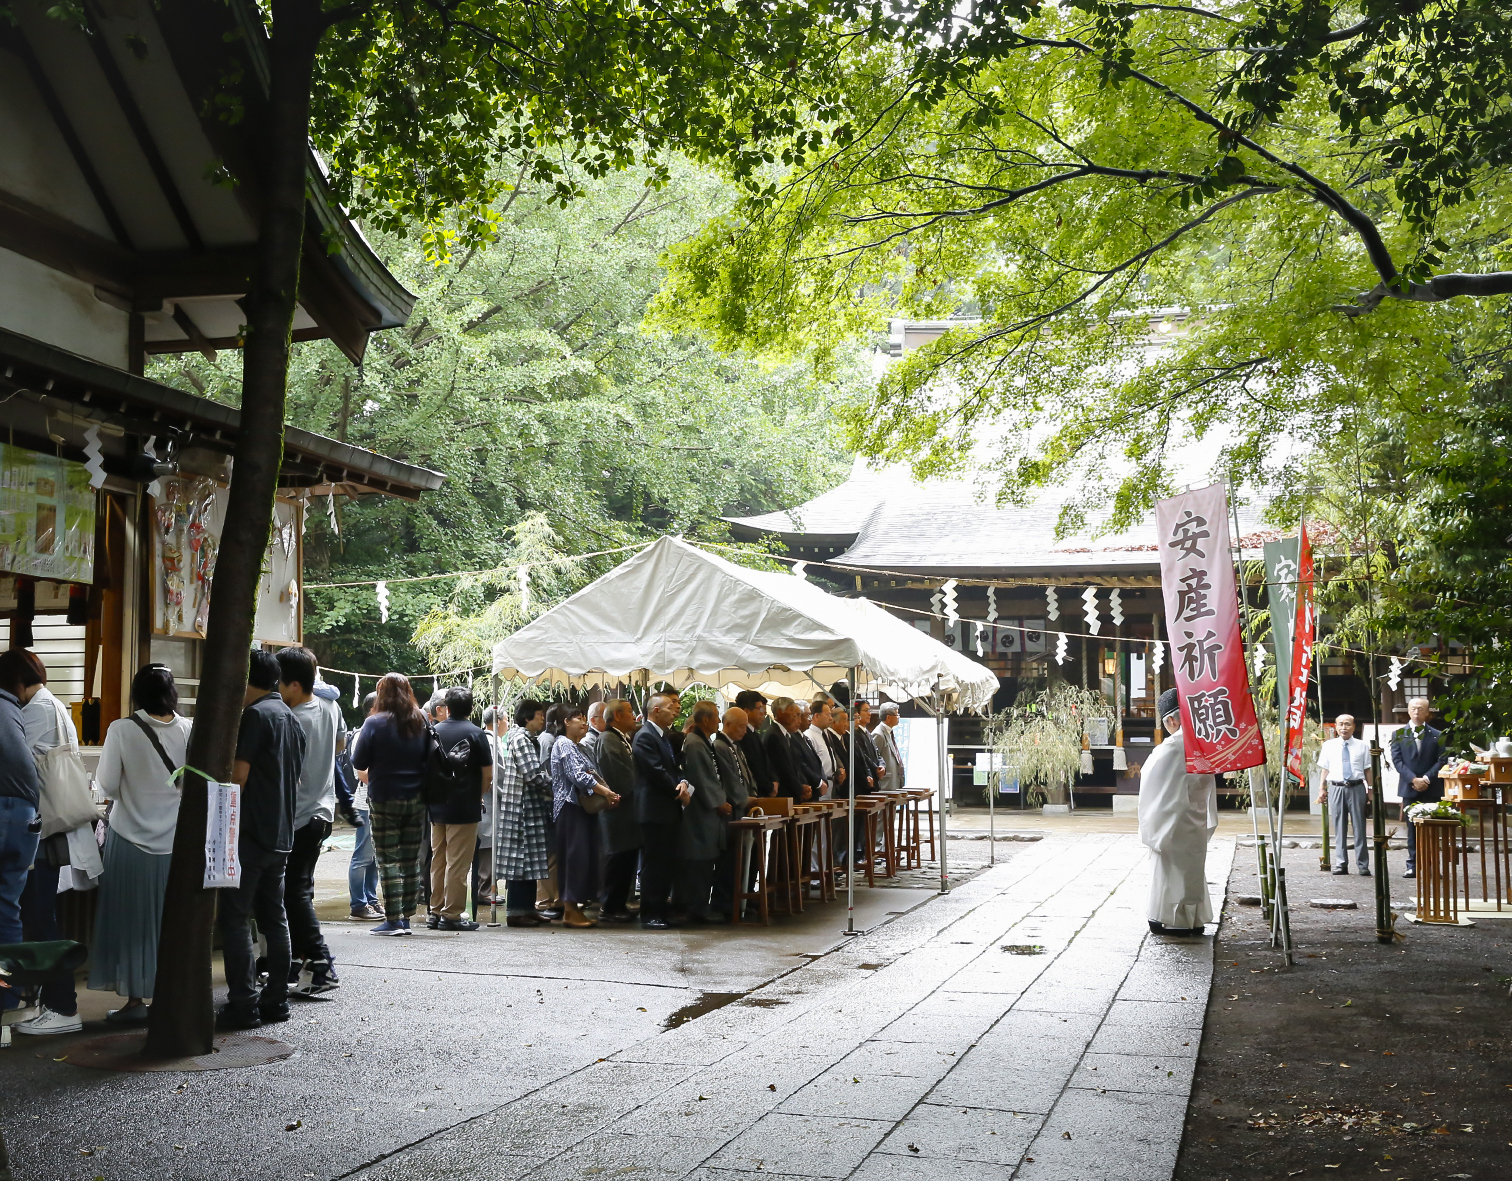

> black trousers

[
  {"left": 284, "top": 818, "right": 332, "bottom": 963},
  {"left": 639, "top": 822, "right": 680, "bottom": 921},
  {"left": 20, "top": 858, "right": 76, "bottom": 1016},
  {"left": 219, "top": 845, "right": 290, "bottom": 1015},
  {"left": 601, "top": 848, "right": 640, "bottom": 914},
  {"left": 677, "top": 859, "right": 716, "bottom": 918}
]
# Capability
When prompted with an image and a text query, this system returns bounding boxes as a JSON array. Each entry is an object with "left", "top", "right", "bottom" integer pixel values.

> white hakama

[{"left": 1137, "top": 727, "right": 1218, "bottom": 929}]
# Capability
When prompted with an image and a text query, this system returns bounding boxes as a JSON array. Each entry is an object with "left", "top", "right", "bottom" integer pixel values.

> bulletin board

[
  {"left": 150, "top": 477, "right": 302, "bottom": 645},
  {"left": 0, "top": 444, "right": 95, "bottom": 583}
]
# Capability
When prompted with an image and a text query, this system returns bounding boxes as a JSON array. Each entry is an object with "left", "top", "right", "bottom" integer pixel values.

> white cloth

[
  {"left": 1317, "top": 736, "right": 1369, "bottom": 783},
  {"left": 59, "top": 822, "right": 104, "bottom": 891},
  {"left": 805, "top": 724, "right": 836, "bottom": 783},
  {"left": 1137, "top": 727, "right": 1218, "bottom": 929},
  {"left": 291, "top": 694, "right": 342, "bottom": 827},
  {"left": 22, "top": 686, "right": 76, "bottom": 758},
  {"left": 97, "top": 711, "right": 191, "bottom": 855}
]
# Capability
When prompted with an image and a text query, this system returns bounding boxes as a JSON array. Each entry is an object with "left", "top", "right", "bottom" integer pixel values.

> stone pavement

[
  {"left": 355, "top": 832, "right": 1234, "bottom": 1181},
  {"left": 0, "top": 832, "right": 1231, "bottom": 1181}
]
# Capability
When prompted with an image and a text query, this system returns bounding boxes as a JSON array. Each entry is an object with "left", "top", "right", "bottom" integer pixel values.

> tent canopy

[{"left": 490, "top": 536, "right": 999, "bottom": 712}]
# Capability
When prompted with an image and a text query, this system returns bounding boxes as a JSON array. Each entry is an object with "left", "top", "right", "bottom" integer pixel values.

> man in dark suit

[
  {"left": 1390, "top": 696, "right": 1449, "bottom": 878},
  {"left": 596, "top": 699, "right": 641, "bottom": 922},
  {"left": 734, "top": 690, "right": 777, "bottom": 797},
  {"left": 632, "top": 692, "right": 690, "bottom": 928},
  {"left": 764, "top": 696, "right": 810, "bottom": 800}
]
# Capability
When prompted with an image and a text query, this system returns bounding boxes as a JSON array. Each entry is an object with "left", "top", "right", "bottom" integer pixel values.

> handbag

[
  {"left": 578, "top": 783, "right": 610, "bottom": 815},
  {"left": 36, "top": 693, "right": 98, "bottom": 838}
]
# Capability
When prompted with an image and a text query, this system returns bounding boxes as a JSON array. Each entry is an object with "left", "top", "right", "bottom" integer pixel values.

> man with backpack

[{"left": 426, "top": 686, "right": 493, "bottom": 931}]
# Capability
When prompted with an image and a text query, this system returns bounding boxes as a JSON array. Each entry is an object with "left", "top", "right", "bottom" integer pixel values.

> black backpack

[{"left": 421, "top": 723, "right": 474, "bottom": 805}]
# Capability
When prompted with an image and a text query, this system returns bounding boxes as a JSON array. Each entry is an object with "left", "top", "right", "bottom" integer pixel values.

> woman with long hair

[
  {"left": 548, "top": 704, "right": 619, "bottom": 928},
  {"left": 87, "top": 664, "right": 190, "bottom": 1024},
  {"left": 350, "top": 673, "right": 429, "bottom": 935}
]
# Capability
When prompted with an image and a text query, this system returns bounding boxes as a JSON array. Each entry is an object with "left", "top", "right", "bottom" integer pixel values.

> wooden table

[
  {"left": 1455, "top": 793, "right": 1511, "bottom": 910},
  {"left": 791, "top": 804, "right": 833, "bottom": 904},
  {"left": 850, "top": 796, "right": 889, "bottom": 887},
  {"left": 1414, "top": 818, "right": 1464, "bottom": 924},
  {"left": 728, "top": 814, "right": 788, "bottom": 926}
]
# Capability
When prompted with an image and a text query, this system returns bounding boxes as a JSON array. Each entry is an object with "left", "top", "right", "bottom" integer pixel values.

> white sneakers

[{"left": 11, "top": 1006, "right": 83, "bottom": 1036}]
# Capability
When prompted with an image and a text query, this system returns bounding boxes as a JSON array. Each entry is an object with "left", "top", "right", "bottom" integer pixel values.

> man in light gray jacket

[{"left": 873, "top": 703, "right": 906, "bottom": 792}]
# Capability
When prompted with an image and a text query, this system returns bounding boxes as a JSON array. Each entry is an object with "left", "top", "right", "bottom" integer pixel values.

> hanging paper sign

[
  {"left": 1283, "top": 526, "right": 1316, "bottom": 784},
  {"left": 203, "top": 778, "right": 242, "bottom": 888},
  {"left": 1262, "top": 536, "right": 1300, "bottom": 721},
  {"left": 1155, "top": 484, "right": 1266, "bottom": 773}
]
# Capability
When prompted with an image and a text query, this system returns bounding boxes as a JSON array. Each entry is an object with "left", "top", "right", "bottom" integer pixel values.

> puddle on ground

[
  {"left": 1001, "top": 944, "right": 1047, "bottom": 955},
  {"left": 738, "top": 997, "right": 791, "bottom": 1009},
  {"left": 662, "top": 992, "right": 743, "bottom": 1030}
]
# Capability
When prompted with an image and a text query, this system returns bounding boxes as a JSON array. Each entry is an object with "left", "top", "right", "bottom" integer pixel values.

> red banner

[
  {"left": 1155, "top": 484, "right": 1267, "bottom": 773},
  {"left": 1283, "top": 525, "right": 1316, "bottom": 783}
]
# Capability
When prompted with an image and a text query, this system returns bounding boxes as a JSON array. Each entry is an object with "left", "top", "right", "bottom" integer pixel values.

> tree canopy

[{"left": 655, "top": 0, "right": 1512, "bottom": 532}]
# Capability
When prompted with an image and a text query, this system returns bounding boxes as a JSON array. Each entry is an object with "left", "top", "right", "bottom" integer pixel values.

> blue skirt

[{"left": 87, "top": 827, "right": 172, "bottom": 999}]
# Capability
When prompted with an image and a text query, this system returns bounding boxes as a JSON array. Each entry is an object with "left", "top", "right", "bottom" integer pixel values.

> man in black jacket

[
  {"left": 853, "top": 701, "right": 884, "bottom": 792},
  {"left": 764, "top": 697, "right": 812, "bottom": 801},
  {"left": 734, "top": 690, "right": 777, "bottom": 797},
  {"left": 631, "top": 693, "right": 690, "bottom": 929},
  {"left": 597, "top": 699, "right": 642, "bottom": 922},
  {"left": 1390, "top": 697, "right": 1449, "bottom": 878}
]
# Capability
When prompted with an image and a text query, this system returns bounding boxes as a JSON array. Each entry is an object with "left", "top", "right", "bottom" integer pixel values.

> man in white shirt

[
  {"left": 1316, "top": 713, "right": 1372, "bottom": 876},
  {"left": 805, "top": 698, "right": 838, "bottom": 795},
  {"left": 277, "top": 647, "right": 345, "bottom": 994}
]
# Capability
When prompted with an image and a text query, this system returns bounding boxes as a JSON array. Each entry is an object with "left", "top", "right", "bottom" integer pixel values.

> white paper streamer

[
  {"left": 143, "top": 434, "right": 161, "bottom": 500},
  {"left": 930, "top": 589, "right": 944, "bottom": 617},
  {"left": 1109, "top": 587, "right": 1124, "bottom": 627},
  {"left": 1151, "top": 640, "right": 1166, "bottom": 677},
  {"left": 1046, "top": 585, "right": 1059, "bottom": 621},
  {"left": 1253, "top": 645, "right": 1266, "bottom": 679},
  {"left": 942, "top": 579, "right": 959, "bottom": 624},
  {"left": 352, "top": 673, "right": 360, "bottom": 708},
  {"left": 986, "top": 586, "right": 998, "bottom": 623},
  {"left": 975, "top": 624, "right": 985, "bottom": 657},
  {"left": 82, "top": 425, "right": 105, "bottom": 489},
  {"left": 1388, "top": 655, "right": 1402, "bottom": 691},
  {"left": 1082, "top": 587, "right": 1100, "bottom": 636},
  {"left": 326, "top": 492, "right": 340, "bottom": 537},
  {"left": 517, "top": 564, "right": 531, "bottom": 611},
  {"left": 376, "top": 580, "right": 390, "bottom": 623},
  {"left": 792, "top": 560, "right": 808, "bottom": 581},
  {"left": 1055, "top": 631, "right": 1069, "bottom": 665}
]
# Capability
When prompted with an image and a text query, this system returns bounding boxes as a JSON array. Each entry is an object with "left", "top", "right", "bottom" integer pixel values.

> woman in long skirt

[
  {"left": 88, "top": 665, "right": 191, "bottom": 1023},
  {"left": 548, "top": 705, "right": 620, "bottom": 928}
]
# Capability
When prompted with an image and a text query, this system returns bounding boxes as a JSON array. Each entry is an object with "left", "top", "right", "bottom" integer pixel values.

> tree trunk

[{"left": 145, "top": 0, "right": 324, "bottom": 1059}]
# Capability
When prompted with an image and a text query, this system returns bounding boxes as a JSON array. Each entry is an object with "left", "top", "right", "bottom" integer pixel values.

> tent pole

[
  {"left": 937, "top": 697, "right": 950, "bottom": 894},
  {"left": 846, "top": 665, "right": 858, "bottom": 936}
]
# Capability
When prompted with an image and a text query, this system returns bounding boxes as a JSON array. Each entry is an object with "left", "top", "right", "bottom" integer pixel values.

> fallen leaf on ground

[
  {"left": 906, "top": 1144, "right": 920, "bottom": 1154},
  {"left": 285, "top": 1121, "right": 303, "bottom": 1132}
]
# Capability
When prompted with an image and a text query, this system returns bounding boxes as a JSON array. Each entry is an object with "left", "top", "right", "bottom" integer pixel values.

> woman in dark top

[{"left": 350, "top": 673, "right": 429, "bottom": 936}]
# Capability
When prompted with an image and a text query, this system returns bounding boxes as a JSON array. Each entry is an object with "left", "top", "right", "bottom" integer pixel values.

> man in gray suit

[
  {"left": 711, "top": 706, "right": 756, "bottom": 917},
  {"left": 873, "top": 703, "right": 906, "bottom": 791},
  {"left": 678, "top": 701, "right": 728, "bottom": 922},
  {"left": 596, "top": 699, "right": 641, "bottom": 922},
  {"left": 582, "top": 701, "right": 607, "bottom": 768}
]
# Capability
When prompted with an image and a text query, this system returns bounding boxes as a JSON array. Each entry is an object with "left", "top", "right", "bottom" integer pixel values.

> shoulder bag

[
  {"left": 129, "top": 713, "right": 181, "bottom": 777},
  {"left": 36, "top": 694, "right": 99, "bottom": 838}
]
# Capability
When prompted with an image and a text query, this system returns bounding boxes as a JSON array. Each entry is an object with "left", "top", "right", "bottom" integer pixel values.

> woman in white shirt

[{"left": 87, "top": 665, "right": 191, "bottom": 1024}]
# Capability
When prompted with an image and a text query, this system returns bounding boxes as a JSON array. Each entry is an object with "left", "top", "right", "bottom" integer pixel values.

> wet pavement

[{"left": 0, "top": 831, "right": 1233, "bottom": 1180}]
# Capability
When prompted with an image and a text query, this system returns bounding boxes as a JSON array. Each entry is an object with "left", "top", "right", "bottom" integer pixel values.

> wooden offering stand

[{"left": 1413, "top": 818, "right": 1465, "bottom": 924}]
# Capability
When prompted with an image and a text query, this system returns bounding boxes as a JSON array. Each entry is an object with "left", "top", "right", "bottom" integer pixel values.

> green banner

[{"left": 1263, "top": 537, "right": 1300, "bottom": 721}]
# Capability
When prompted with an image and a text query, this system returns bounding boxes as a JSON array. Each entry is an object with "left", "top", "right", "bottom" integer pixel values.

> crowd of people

[{"left": 0, "top": 655, "right": 913, "bottom": 1034}]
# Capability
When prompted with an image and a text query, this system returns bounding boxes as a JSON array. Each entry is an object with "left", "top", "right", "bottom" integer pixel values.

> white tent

[{"left": 489, "top": 536, "right": 998, "bottom": 712}]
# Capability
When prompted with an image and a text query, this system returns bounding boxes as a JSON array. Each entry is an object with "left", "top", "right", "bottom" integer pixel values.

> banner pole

[
  {"left": 937, "top": 697, "right": 950, "bottom": 894},
  {"left": 846, "top": 666, "right": 858, "bottom": 935}
]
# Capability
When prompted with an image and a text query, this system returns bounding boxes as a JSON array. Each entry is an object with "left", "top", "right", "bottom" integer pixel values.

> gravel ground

[{"left": 1175, "top": 841, "right": 1512, "bottom": 1181}]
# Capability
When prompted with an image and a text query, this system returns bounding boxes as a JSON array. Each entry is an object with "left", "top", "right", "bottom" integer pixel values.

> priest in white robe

[{"left": 1138, "top": 688, "right": 1218, "bottom": 935}]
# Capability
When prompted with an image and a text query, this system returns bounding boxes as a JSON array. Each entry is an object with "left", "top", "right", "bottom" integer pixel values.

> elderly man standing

[
  {"left": 873, "top": 703, "right": 906, "bottom": 792},
  {"left": 1137, "top": 688, "right": 1218, "bottom": 936},
  {"left": 1317, "top": 713, "right": 1372, "bottom": 876},
  {"left": 596, "top": 699, "right": 641, "bottom": 922},
  {"left": 764, "top": 697, "right": 809, "bottom": 801},
  {"left": 734, "top": 691, "right": 777, "bottom": 797},
  {"left": 583, "top": 701, "right": 607, "bottom": 769},
  {"left": 678, "top": 701, "right": 728, "bottom": 922},
  {"left": 802, "top": 699, "right": 837, "bottom": 796},
  {"left": 712, "top": 706, "right": 756, "bottom": 916},
  {"left": 1390, "top": 697, "right": 1448, "bottom": 879},
  {"left": 633, "top": 693, "right": 691, "bottom": 929}
]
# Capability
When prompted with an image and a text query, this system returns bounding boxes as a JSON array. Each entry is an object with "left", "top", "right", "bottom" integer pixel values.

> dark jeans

[
  {"left": 219, "top": 845, "right": 291, "bottom": 1015},
  {"left": 20, "top": 857, "right": 77, "bottom": 1016},
  {"left": 601, "top": 848, "right": 640, "bottom": 915},
  {"left": 639, "top": 822, "right": 679, "bottom": 922},
  {"left": 285, "top": 818, "right": 333, "bottom": 963},
  {"left": 677, "top": 859, "right": 716, "bottom": 919}
]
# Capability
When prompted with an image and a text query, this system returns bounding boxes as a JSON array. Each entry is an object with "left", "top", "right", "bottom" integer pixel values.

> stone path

[{"left": 354, "top": 833, "right": 1235, "bottom": 1181}]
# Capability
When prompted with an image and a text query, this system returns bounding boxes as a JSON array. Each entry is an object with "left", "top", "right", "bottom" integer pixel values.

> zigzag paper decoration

[
  {"left": 517, "top": 564, "right": 531, "bottom": 612},
  {"left": 376, "top": 580, "right": 390, "bottom": 623},
  {"left": 1151, "top": 640, "right": 1165, "bottom": 676},
  {"left": 1082, "top": 586, "right": 1100, "bottom": 636},
  {"left": 82, "top": 426, "right": 105, "bottom": 489},
  {"left": 942, "top": 579, "right": 959, "bottom": 624},
  {"left": 1388, "top": 655, "right": 1402, "bottom": 691},
  {"left": 1046, "top": 586, "right": 1059, "bottom": 621},
  {"left": 1055, "top": 631, "right": 1068, "bottom": 665},
  {"left": 1109, "top": 587, "right": 1124, "bottom": 627},
  {"left": 986, "top": 586, "right": 998, "bottom": 623}
]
